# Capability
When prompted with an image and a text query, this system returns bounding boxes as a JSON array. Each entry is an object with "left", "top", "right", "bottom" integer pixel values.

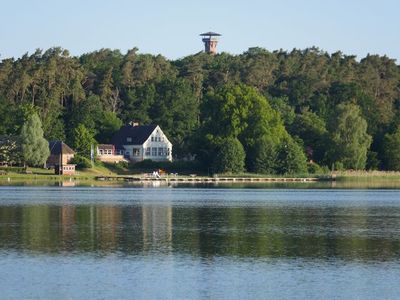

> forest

[{"left": 0, "top": 46, "right": 399, "bottom": 174}]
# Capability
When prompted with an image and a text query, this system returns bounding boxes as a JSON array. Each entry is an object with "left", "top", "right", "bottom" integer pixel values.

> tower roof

[
  {"left": 200, "top": 32, "right": 221, "bottom": 36},
  {"left": 49, "top": 141, "right": 75, "bottom": 155}
]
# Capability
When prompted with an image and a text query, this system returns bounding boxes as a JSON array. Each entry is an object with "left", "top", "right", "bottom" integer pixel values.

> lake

[{"left": 0, "top": 186, "right": 399, "bottom": 299}]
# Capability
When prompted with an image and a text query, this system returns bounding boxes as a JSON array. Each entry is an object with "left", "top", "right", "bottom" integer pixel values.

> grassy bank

[
  {"left": 2, "top": 166, "right": 400, "bottom": 184},
  {"left": 0, "top": 165, "right": 118, "bottom": 181},
  {"left": 334, "top": 170, "right": 400, "bottom": 181},
  {"left": 212, "top": 172, "right": 328, "bottom": 179}
]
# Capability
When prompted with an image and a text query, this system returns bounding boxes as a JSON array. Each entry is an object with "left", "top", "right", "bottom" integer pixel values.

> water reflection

[
  {"left": 3, "top": 178, "right": 400, "bottom": 189},
  {"left": 1, "top": 188, "right": 400, "bottom": 300},
  {"left": 1, "top": 195, "right": 399, "bottom": 262}
]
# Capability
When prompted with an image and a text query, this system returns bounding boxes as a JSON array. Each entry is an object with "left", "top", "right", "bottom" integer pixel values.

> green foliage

[
  {"left": 268, "top": 96, "right": 296, "bottom": 126},
  {"left": 96, "top": 111, "right": 123, "bottom": 143},
  {"left": 199, "top": 84, "right": 306, "bottom": 174},
  {"left": 366, "top": 151, "right": 380, "bottom": 170},
  {"left": 201, "top": 84, "right": 254, "bottom": 138},
  {"left": 249, "top": 136, "right": 277, "bottom": 174},
  {"left": 72, "top": 124, "right": 97, "bottom": 159},
  {"left": 0, "top": 46, "right": 400, "bottom": 172},
  {"left": 307, "top": 162, "right": 326, "bottom": 174},
  {"left": 290, "top": 111, "right": 327, "bottom": 162},
  {"left": 327, "top": 103, "right": 372, "bottom": 170},
  {"left": 275, "top": 136, "right": 308, "bottom": 175},
  {"left": 0, "top": 96, "right": 18, "bottom": 135},
  {"left": 0, "top": 135, "right": 22, "bottom": 165},
  {"left": 70, "top": 154, "right": 92, "bottom": 169},
  {"left": 0, "top": 166, "right": 25, "bottom": 173},
  {"left": 150, "top": 78, "right": 199, "bottom": 157},
  {"left": 201, "top": 84, "right": 286, "bottom": 146},
  {"left": 382, "top": 128, "right": 400, "bottom": 171},
  {"left": 67, "top": 94, "right": 103, "bottom": 139},
  {"left": 213, "top": 137, "right": 246, "bottom": 173},
  {"left": 20, "top": 113, "right": 50, "bottom": 166}
]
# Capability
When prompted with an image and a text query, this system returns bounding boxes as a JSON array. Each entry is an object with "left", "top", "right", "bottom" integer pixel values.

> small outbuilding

[{"left": 47, "top": 141, "right": 76, "bottom": 175}]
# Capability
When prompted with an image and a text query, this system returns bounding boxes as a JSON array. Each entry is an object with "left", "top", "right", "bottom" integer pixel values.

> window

[
  {"left": 158, "top": 147, "right": 163, "bottom": 156},
  {"left": 152, "top": 147, "right": 157, "bottom": 156},
  {"left": 127, "top": 137, "right": 132, "bottom": 142},
  {"left": 133, "top": 148, "right": 140, "bottom": 156},
  {"left": 99, "top": 149, "right": 103, "bottom": 155},
  {"left": 145, "top": 147, "right": 150, "bottom": 156},
  {"left": 151, "top": 136, "right": 154, "bottom": 142},
  {"left": 164, "top": 148, "right": 167, "bottom": 156},
  {"left": 107, "top": 149, "right": 112, "bottom": 155},
  {"left": 167, "top": 148, "right": 170, "bottom": 156}
]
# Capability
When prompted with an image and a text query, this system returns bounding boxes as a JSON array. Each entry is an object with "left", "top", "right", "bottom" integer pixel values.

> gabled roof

[
  {"left": 49, "top": 141, "right": 75, "bottom": 155},
  {"left": 111, "top": 125, "right": 157, "bottom": 148}
]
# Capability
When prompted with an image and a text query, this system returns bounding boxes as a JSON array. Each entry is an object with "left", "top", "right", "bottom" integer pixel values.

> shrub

[
  {"left": 213, "top": 137, "right": 246, "bottom": 173},
  {"left": 307, "top": 162, "right": 325, "bottom": 174},
  {"left": 70, "top": 155, "right": 92, "bottom": 169},
  {"left": 249, "top": 136, "right": 277, "bottom": 174},
  {"left": 275, "top": 137, "right": 308, "bottom": 175},
  {"left": 0, "top": 166, "right": 25, "bottom": 173}
]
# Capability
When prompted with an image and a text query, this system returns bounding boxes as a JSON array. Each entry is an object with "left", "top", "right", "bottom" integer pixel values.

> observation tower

[{"left": 200, "top": 32, "right": 221, "bottom": 54}]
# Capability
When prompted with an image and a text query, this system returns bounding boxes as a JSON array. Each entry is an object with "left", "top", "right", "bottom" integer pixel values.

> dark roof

[
  {"left": 49, "top": 141, "right": 75, "bottom": 155},
  {"left": 111, "top": 125, "right": 157, "bottom": 148},
  {"left": 200, "top": 32, "right": 221, "bottom": 36},
  {"left": 98, "top": 144, "right": 114, "bottom": 150}
]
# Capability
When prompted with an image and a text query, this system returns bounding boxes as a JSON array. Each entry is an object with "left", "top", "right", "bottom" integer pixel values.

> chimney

[{"left": 129, "top": 121, "right": 140, "bottom": 127}]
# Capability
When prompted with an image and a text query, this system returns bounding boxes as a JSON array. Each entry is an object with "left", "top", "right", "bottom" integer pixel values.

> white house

[{"left": 110, "top": 124, "right": 172, "bottom": 162}]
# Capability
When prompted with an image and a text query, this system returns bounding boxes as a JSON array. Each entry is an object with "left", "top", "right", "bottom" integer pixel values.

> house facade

[
  {"left": 96, "top": 144, "right": 126, "bottom": 163},
  {"left": 47, "top": 141, "right": 76, "bottom": 175},
  {"left": 110, "top": 124, "right": 172, "bottom": 162}
]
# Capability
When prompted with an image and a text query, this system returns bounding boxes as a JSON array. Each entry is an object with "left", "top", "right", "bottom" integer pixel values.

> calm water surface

[{"left": 0, "top": 187, "right": 399, "bottom": 299}]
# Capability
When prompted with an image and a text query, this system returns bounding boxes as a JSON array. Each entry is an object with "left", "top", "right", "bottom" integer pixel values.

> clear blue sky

[{"left": 1, "top": 0, "right": 399, "bottom": 61}]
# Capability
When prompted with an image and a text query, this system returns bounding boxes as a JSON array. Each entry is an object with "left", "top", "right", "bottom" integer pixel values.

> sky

[{"left": 0, "top": 0, "right": 399, "bottom": 61}]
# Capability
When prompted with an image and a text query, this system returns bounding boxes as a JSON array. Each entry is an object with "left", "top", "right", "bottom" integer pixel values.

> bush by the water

[
  {"left": 307, "top": 162, "right": 330, "bottom": 174},
  {"left": 70, "top": 155, "right": 92, "bottom": 169},
  {"left": 0, "top": 166, "right": 26, "bottom": 173}
]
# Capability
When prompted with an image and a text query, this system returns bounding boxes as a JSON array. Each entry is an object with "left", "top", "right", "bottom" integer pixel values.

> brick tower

[{"left": 200, "top": 32, "right": 221, "bottom": 54}]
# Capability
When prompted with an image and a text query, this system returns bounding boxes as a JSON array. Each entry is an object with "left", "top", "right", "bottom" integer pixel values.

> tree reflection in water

[{"left": 1, "top": 201, "right": 399, "bottom": 262}]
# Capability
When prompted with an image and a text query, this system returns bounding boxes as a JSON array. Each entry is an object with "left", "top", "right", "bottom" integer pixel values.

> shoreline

[
  {"left": 0, "top": 170, "right": 399, "bottom": 187},
  {"left": 1, "top": 172, "right": 400, "bottom": 189},
  {"left": 95, "top": 175, "right": 323, "bottom": 183}
]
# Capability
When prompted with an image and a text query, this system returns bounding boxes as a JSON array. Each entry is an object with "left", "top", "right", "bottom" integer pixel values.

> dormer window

[{"left": 127, "top": 137, "right": 132, "bottom": 142}]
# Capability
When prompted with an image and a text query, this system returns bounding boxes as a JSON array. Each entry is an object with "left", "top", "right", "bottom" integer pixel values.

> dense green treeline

[{"left": 0, "top": 46, "right": 399, "bottom": 172}]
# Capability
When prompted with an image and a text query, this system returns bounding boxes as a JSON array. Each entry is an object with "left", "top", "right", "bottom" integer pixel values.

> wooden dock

[{"left": 95, "top": 175, "right": 323, "bottom": 183}]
